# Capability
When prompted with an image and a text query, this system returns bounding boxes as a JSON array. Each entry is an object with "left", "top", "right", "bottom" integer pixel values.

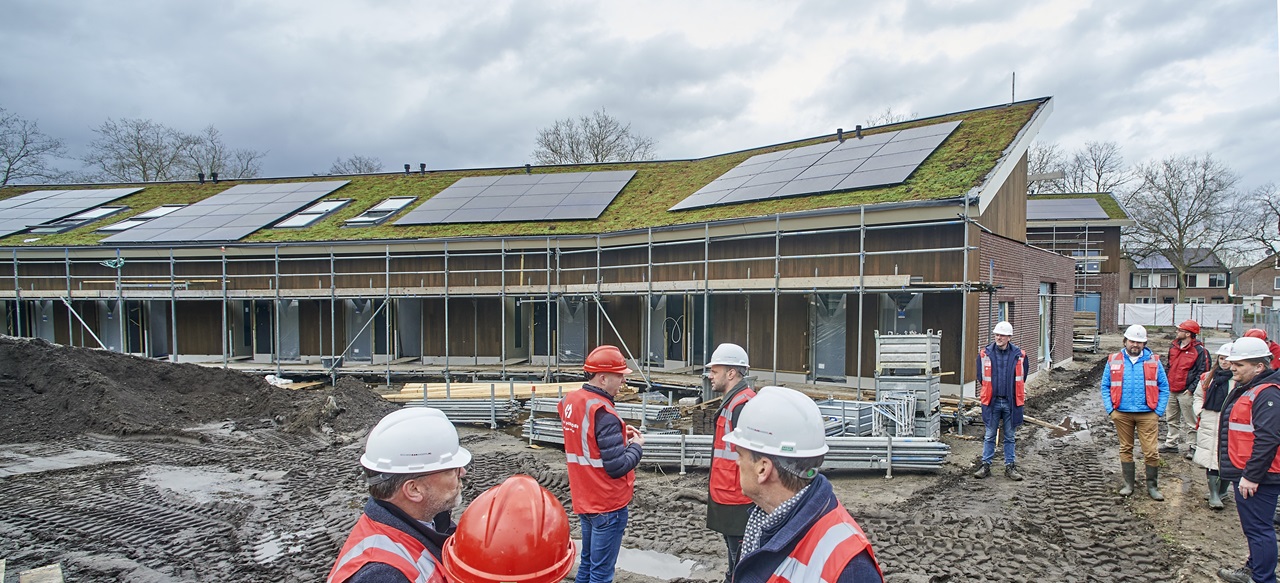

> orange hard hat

[
  {"left": 442, "top": 474, "right": 575, "bottom": 583},
  {"left": 1245, "top": 328, "right": 1269, "bottom": 341},
  {"left": 583, "top": 345, "right": 632, "bottom": 374},
  {"left": 1177, "top": 320, "right": 1201, "bottom": 335}
]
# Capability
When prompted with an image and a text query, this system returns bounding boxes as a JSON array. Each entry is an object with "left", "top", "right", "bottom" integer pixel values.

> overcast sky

[{"left": 2, "top": 1, "right": 1277, "bottom": 191}]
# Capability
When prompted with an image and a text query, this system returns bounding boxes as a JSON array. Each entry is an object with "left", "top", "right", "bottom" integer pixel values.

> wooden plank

[
  {"left": 281, "top": 381, "right": 326, "bottom": 391},
  {"left": 19, "top": 564, "right": 64, "bottom": 583},
  {"left": 390, "top": 381, "right": 591, "bottom": 402}
]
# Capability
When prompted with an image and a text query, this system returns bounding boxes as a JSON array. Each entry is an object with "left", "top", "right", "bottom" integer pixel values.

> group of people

[{"left": 326, "top": 342, "right": 883, "bottom": 583}]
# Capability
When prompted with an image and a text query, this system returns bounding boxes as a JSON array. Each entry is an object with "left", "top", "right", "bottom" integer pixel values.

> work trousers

[
  {"left": 981, "top": 397, "right": 1017, "bottom": 465},
  {"left": 1234, "top": 481, "right": 1280, "bottom": 583},
  {"left": 576, "top": 506, "right": 629, "bottom": 583},
  {"left": 1111, "top": 410, "right": 1160, "bottom": 467},
  {"left": 1164, "top": 390, "right": 1195, "bottom": 448},
  {"left": 723, "top": 534, "right": 743, "bottom": 583}
]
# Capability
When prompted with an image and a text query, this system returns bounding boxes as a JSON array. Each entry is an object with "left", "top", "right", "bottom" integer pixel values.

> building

[
  {"left": 1122, "top": 248, "right": 1231, "bottom": 304},
  {"left": 1233, "top": 252, "right": 1280, "bottom": 312},
  {"left": 1025, "top": 192, "right": 1132, "bottom": 333},
  {"left": 0, "top": 97, "right": 1073, "bottom": 395}
]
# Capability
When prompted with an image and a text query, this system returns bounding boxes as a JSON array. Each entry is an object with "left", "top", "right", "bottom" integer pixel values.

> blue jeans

[
  {"left": 982, "top": 398, "right": 1016, "bottom": 465},
  {"left": 576, "top": 506, "right": 628, "bottom": 583},
  {"left": 1235, "top": 481, "right": 1280, "bottom": 583}
]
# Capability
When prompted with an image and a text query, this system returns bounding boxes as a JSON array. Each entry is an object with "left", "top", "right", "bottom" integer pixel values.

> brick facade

[
  {"left": 977, "top": 231, "right": 1076, "bottom": 371},
  {"left": 1234, "top": 254, "right": 1280, "bottom": 307}
]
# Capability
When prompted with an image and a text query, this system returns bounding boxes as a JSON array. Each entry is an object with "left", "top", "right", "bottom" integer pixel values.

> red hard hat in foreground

[
  {"left": 1245, "top": 328, "right": 1269, "bottom": 341},
  {"left": 1177, "top": 320, "right": 1201, "bottom": 335},
  {"left": 442, "top": 474, "right": 575, "bottom": 583},
  {"left": 583, "top": 345, "right": 632, "bottom": 374}
]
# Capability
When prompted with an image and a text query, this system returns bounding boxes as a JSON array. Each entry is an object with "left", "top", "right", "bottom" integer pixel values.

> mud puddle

[
  {"left": 573, "top": 541, "right": 704, "bottom": 579},
  {"left": 1049, "top": 414, "right": 1090, "bottom": 438}
]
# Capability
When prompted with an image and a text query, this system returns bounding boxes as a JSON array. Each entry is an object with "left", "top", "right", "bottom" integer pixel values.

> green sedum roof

[{"left": 1, "top": 99, "right": 1046, "bottom": 247}]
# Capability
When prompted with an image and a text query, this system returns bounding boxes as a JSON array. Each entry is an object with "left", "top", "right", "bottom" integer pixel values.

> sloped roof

[
  {"left": 1026, "top": 192, "right": 1128, "bottom": 220},
  {"left": 1133, "top": 248, "right": 1226, "bottom": 271},
  {"left": 0, "top": 98, "right": 1050, "bottom": 248}
]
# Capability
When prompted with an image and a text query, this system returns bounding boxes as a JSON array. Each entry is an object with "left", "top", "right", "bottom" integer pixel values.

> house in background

[
  {"left": 1122, "top": 248, "right": 1231, "bottom": 304},
  {"left": 1025, "top": 192, "right": 1132, "bottom": 332},
  {"left": 1232, "top": 252, "right": 1280, "bottom": 313}
]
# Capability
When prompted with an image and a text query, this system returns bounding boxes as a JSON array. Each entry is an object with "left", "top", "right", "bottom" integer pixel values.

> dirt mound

[{"left": 280, "top": 376, "right": 399, "bottom": 438}]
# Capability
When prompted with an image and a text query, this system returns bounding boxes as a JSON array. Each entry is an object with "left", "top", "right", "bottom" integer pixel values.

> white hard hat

[
  {"left": 1123, "top": 325, "right": 1148, "bottom": 343},
  {"left": 721, "top": 386, "right": 828, "bottom": 458},
  {"left": 361, "top": 407, "right": 472, "bottom": 474},
  {"left": 992, "top": 321, "right": 1013, "bottom": 336},
  {"left": 1228, "top": 337, "right": 1272, "bottom": 362},
  {"left": 708, "top": 343, "right": 749, "bottom": 368},
  {"left": 1216, "top": 342, "right": 1233, "bottom": 357}
]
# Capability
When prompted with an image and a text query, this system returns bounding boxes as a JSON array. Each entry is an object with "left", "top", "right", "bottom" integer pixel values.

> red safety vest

[
  {"left": 1108, "top": 353, "right": 1161, "bottom": 411},
  {"left": 559, "top": 388, "right": 635, "bottom": 514},
  {"left": 764, "top": 505, "right": 883, "bottom": 583},
  {"left": 979, "top": 347, "right": 1026, "bottom": 406},
  {"left": 327, "top": 513, "right": 447, "bottom": 583},
  {"left": 710, "top": 386, "right": 756, "bottom": 505},
  {"left": 1226, "top": 382, "right": 1280, "bottom": 474}
]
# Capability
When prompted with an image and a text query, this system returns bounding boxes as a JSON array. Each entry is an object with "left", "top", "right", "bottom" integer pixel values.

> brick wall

[
  {"left": 1099, "top": 272, "right": 1120, "bottom": 332},
  {"left": 977, "top": 232, "right": 1076, "bottom": 370},
  {"left": 1235, "top": 256, "right": 1280, "bottom": 304}
]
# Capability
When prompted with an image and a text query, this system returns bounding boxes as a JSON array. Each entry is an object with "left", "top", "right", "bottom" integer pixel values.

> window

[
  {"left": 1162, "top": 297, "right": 1174, "bottom": 304},
  {"left": 29, "top": 206, "right": 128, "bottom": 233},
  {"left": 98, "top": 205, "right": 186, "bottom": 233},
  {"left": 1071, "top": 250, "right": 1101, "bottom": 274},
  {"left": 344, "top": 197, "right": 415, "bottom": 227},
  {"left": 1208, "top": 273, "right": 1226, "bottom": 288},
  {"left": 1211, "top": 297, "right": 1225, "bottom": 304},
  {"left": 997, "top": 301, "right": 1013, "bottom": 324},
  {"left": 1159, "top": 274, "right": 1177, "bottom": 288},
  {"left": 1187, "top": 297, "right": 1205, "bottom": 304},
  {"left": 275, "top": 199, "right": 351, "bottom": 228},
  {"left": 1184, "top": 274, "right": 1199, "bottom": 288},
  {"left": 1134, "top": 297, "right": 1154, "bottom": 304},
  {"left": 1274, "top": 276, "right": 1280, "bottom": 290}
]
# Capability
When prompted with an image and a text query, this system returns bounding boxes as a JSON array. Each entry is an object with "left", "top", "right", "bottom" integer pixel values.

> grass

[{"left": 1, "top": 100, "right": 1045, "bottom": 247}]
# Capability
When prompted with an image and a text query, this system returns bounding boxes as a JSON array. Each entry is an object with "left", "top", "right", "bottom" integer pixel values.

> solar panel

[
  {"left": 102, "top": 181, "right": 348, "bottom": 243},
  {"left": 669, "top": 120, "right": 961, "bottom": 211},
  {"left": 274, "top": 199, "right": 352, "bottom": 229},
  {"left": 344, "top": 197, "right": 415, "bottom": 227},
  {"left": 0, "top": 188, "right": 142, "bottom": 237},
  {"left": 1026, "top": 198, "right": 1109, "bottom": 220},
  {"left": 28, "top": 205, "right": 129, "bottom": 234},
  {"left": 395, "top": 170, "right": 635, "bottom": 225}
]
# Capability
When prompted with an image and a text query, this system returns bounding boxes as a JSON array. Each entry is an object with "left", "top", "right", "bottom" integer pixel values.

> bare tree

[
  {"left": 1243, "top": 182, "right": 1280, "bottom": 257},
  {"left": 183, "top": 125, "right": 265, "bottom": 179},
  {"left": 1122, "top": 154, "right": 1253, "bottom": 301},
  {"left": 1063, "top": 141, "right": 1134, "bottom": 194},
  {"left": 532, "top": 108, "right": 656, "bottom": 165},
  {"left": 329, "top": 155, "right": 384, "bottom": 175},
  {"left": 864, "top": 106, "right": 916, "bottom": 127},
  {"left": 0, "top": 107, "right": 69, "bottom": 185},
  {"left": 1026, "top": 141, "right": 1066, "bottom": 194},
  {"left": 82, "top": 118, "right": 193, "bottom": 182}
]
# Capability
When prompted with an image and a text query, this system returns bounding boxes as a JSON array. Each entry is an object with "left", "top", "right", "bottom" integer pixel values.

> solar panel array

[
  {"left": 669, "top": 120, "right": 962, "bottom": 211},
  {"left": 395, "top": 170, "right": 636, "bottom": 225},
  {"left": 1026, "top": 198, "right": 1108, "bottom": 220},
  {"left": 0, "top": 188, "right": 142, "bottom": 237},
  {"left": 103, "top": 181, "right": 349, "bottom": 243}
]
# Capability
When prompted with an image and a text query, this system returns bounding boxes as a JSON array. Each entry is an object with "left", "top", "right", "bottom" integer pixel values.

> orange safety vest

[
  {"left": 559, "top": 388, "right": 635, "bottom": 514},
  {"left": 979, "top": 347, "right": 1026, "bottom": 407},
  {"left": 764, "top": 505, "right": 883, "bottom": 583},
  {"left": 1226, "top": 382, "right": 1280, "bottom": 474},
  {"left": 710, "top": 386, "right": 757, "bottom": 505},
  {"left": 1108, "top": 352, "right": 1161, "bottom": 411},
  {"left": 327, "top": 513, "right": 447, "bottom": 583}
]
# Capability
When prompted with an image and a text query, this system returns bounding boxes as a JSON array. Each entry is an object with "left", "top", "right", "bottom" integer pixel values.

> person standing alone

[
  {"left": 705, "top": 343, "right": 756, "bottom": 581},
  {"left": 1102, "top": 325, "right": 1171, "bottom": 500},
  {"left": 972, "top": 321, "right": 1029, "bottom": 481},
  {"left": 1162, "top": 320, "right": 1209, "bottom": 459}
]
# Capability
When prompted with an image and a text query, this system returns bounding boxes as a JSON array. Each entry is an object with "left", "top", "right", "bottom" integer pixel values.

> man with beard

[
  {"left": 1101, "top": 324, "right": 1170, "bottom": 500},
  {"left": 1161, "top": 319, "right": 1209, "bottom": 459},
  {"left": 329, "top": 408, "right": 471, "bottom": 583},
  {"left": 705, "top": 343, "right": 756, "bottom": 581}
]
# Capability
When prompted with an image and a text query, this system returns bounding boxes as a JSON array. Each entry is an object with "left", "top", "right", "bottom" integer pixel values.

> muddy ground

[{"left": 0, "top": 332, "right": 1254, "bottom": 582}]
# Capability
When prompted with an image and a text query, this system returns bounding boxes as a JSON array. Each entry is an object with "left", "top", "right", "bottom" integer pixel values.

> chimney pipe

[
  {"left": 211, "top": 172, "right": 219, "bottom": 183},
  {"left": 419, "top": 163, "right": 426, "bottom": 174},
  {"left": 855, "top": 125, "right": 862, "bottom": 139},
  {"left": 837, "top": 128, "right": 844, "bottom": 143},
  {"left": 403, "top": 164, "right": 411, "bottom": 175},
  {"left": 198, "top": 172, "right": 205, "bottom": 184},
  {"left": 525, "top": 163, "right": 532, "bottom": 175}
]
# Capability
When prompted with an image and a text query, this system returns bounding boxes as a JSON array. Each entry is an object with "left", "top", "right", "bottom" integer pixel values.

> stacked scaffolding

[{"left": 874, "top": 330, "right": 942, "bottom": 438}]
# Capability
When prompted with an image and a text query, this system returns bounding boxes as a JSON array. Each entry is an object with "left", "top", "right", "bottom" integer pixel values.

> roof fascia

[{"left": 974, "top": 97, "right": 1054, "bottom": 215}]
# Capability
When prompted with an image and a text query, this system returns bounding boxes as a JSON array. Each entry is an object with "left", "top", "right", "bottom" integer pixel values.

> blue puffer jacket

[{"left": 1099, "top": 347, "right": 1170, "bottom": 416}]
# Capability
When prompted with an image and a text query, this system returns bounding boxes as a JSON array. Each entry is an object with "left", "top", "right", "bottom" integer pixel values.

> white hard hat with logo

[
  {"left": 708, "top": 343, "right": 750, "bottom": 368},
  {"left": 721, "top": 386, "right": 828, "bottom": 458},
  {"left": 361, "top": 407, "right": 472, "bottom": 474},
  {"left": 992, "top": 321, "right": 1013, "bottom": 336},
  {"left": 1216, "top": 342, "right": 1234, "bottom": 357},
  {"left": 1123, "top": 325, "right": 1148, "bottom": 343},
  {"left": 1228, "top": 337, "right": 1272, "bottom": 362}
]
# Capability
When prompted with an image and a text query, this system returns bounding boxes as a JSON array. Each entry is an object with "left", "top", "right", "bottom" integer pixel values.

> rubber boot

[
  {"left": 1119, "top": 462, "right": 1136, "bottom": 496},
  {"left": 1219, "top": 477, "right": 1232, "bottom": 500},
  {"left": 1145, "top": 465, "right": 1164, "bottom": 501},
  {"left": 1207, "top": 476, "right": 1224, "bottom": 510}
]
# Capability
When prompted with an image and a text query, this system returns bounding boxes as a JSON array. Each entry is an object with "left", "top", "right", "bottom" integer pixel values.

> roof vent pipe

[
  {"left": 211, "top": 172, "right": 218, "bottom": 183},
  {"left": 855, "top": 125, "right": 862, "bottom": 139},
  {"left": 837, "top": 128, "right": 844, "bottom": 143},
  {"left": 525, "top": 163, "right": 532, "bottom": 175},
  {"left": 419, "top": 163, "right": 426, "bottom": 174},
  {"left": 198, "top": 172, "right": 205, "bottom": 184},
  {"left": 403, "top": 164, "right": 410, "bottom": 175}
]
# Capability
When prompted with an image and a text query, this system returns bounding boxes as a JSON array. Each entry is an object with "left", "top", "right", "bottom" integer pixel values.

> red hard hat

[
  {"left": 1245, "top": 328, "right": 1269, "bottom": 341},
  {"left": 583, "top": 345, "right": 632, "bottom": 374},
  {"left": 442, "top": 475, "right": 575, "bottom": 583},
  {"left": 1177, "top": 320, "right": 1201, "bottom": 335}
]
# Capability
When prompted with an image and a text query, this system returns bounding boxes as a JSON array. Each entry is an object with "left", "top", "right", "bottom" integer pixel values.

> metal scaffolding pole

[
  {"left": 64, "top": 249, "right": 73, "bottom": 345},
  {"left": 385, "top": 245, "right": 392, "bottom": 390},
  {"left": 702, "top": 223, "right": 710, "bottom": 368},
  {"left": 274, "top": 246, "right": 281, "bottom": 378},
  {"left": 12, "top": 250, "right": 21, "bottom": 337},
  {"left": 545, "top": 238, "right": 551, "bottom": 382},
  {"left": 645, "top": 227, "right": 653, "bottom": 379},
  {"left": 329, "top": 247, "right": 337, "bottom": 385},
  {"left": 445, "top": 241, "right": 451, "bottom": 390},
  {"left": 958, "top": 196, "right": 971, "bottom": 436},
  {"left": 773, "top": 215, "right": 781, "bottom": 384},
  {"left": 221, "top": 247, "right": 228, "bottom": 368},
  {"left": 169, "top": 249, "right": 177, "bottom": 361},
  {"left": 857, "top": 205, "right": 866, "bottom": 393},
  {"left": 115, "top": 248, "right": 124, "bottom": 353},
  {"left": 500, "top": 242, "right": 507, "bottom": 380}
]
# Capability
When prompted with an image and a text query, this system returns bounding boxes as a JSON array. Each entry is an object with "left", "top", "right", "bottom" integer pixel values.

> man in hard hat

[
  {"left": 725, "top": 386, "right": 883, "bottom": 583},
  {"left": 705, "top": 342, "right": 756, "bottom": 581},
  {"left": 1101, "top": 324, "right": 1171, "bottom": 500},
  {"left": 1215, "top": 336, "right": 1280, "bottom": 583},
  {"left": 442, "top": 474, "right": 576, "bottom": 583},
  {"left": 1245, "top": 328, "right": 1280, "bottom": 370},
  {"left": 973, "top": 321, "right": 1029, "bottom": 482},
  {"left": 1161, "top": 319, "right": 1209, "bottom": 459},
  {"left": 328, "top": 407, "right": 471, "bottom": 583},
  {"left": 558, "top": 345, "right": 645, "bottom": 583}
]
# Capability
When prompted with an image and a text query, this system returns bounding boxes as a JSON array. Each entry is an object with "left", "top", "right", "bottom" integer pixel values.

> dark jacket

[
  {"left": 733, "top": 475, "right": 882, "bottom": 583},
  {"left": 707, "top": 379, "right": 755, "bottom": 535},
  {"left": 345, "top": 498, "right": 454, "bottom": 583},
  {"left": 1202, "top": 368, "right": 1233, "bottom": 412},
  {"left": 1167, "top": 338, "right": 1209, "bottom": 393},
  {"left": 585, "top": 384, "right": 644, "bottom": 480},
  {"left": 976, "top": 341, "right": 1027, "bottom": 428},
  {"left": 1218, "top": 369, "right": 1280, "bottom": 485}
]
